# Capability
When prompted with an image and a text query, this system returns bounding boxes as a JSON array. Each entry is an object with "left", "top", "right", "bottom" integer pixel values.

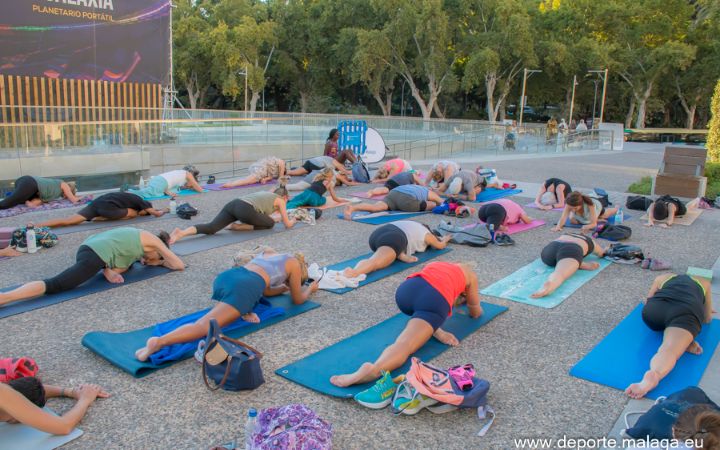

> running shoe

[
  {"left": 353, "top": 371, "right": 400, "bottom": 409},
  {"left": 391, "top": 381, "right": 438, "bottom": 415}
]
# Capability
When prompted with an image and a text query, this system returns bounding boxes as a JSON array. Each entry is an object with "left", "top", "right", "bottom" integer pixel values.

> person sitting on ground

[
  {"left": 553, "top": 191, "right": 618, "bottom": 233},
  {"left": 286, "top": 168, "right": 349, "bottom": 210},
  {"left": 0, "top": 227, "right": 185, "bottom": 308},
  {"left": 645, "top": 195, "right": 700, "bottom": 228},
  {"left": 0, "top": 377, "right": 108, "bottom": 435},
  {"left": 342, "top": 185, "right": 442, "bottom": 220},
  {"left": 626, "top": 273, "right": 712, "bottom": 399},
  {"left": 330, "top": 261, "right": 482, "bottom": 394},
  {"left": 343, "top": 221, "right": 452, "bottom": 278},
  {"left": 128, "top": 166, "right": 203, "bottom": 200},
  {"left": 477, "top": 199, "right": 533, "bottom": 234},
  {"left": 135, "top": 247, "right": 318, "bottom": 361},
  {"left": 286, "top": 169, "right": 358, "bottom": 191},
  {"left": 365, "top": 171, "right": 422, "bottom": 198},
  {"left": 423, "top": 160, "right": 460, "bottom": 189},
  {"left": 37, "top": 192, "right": 168, "bottom": 229},
  {"left": 169, "top": 184, "right": 295, "bottom": 244},
  {"left": 531, "top": 233, "right": 606, "bottom": 298},
  {"left": 287, "top": 154, "right": 354, "bottom": 177},
  {"left": 534, "top": 178, "right": 573, "bottom": 210},
  {"left": 443, "top": 170, "right": 482, "bottom": 201},
  {"left": 324, "top": 129, "right": 340, "bottom": 158},
  {"left": 221, "top": 157, "right": 286, "bottom": 188},
  {"left": 0, "top": 176, "right": 79, "bottom": 210},
  {"left": 372, "top": 158, "right": 413, "bottom": 183}
]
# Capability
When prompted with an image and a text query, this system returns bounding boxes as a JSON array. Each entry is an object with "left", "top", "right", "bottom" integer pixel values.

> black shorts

[
  {"left": 302, "top": 160, "right": 323, "bottom": 172},
  {"left": 395, "top": 277, "right": 450, "bottom": 331},
  {"left": 478, "top": 203, "right": 507, "bottom": 229},
  {"left": 541, "top": 241, "right": 584, "bottom": 266},
  {"left": 384, "top": 191, "right": 427, "bottom": 212},
  {"left": 43, "top": 245, "right": 106, "bottom": 295},
  {"left": 78, "top": 202, "right": 128, "bottom": 221},
  {"left": 368, "top": 224, "right": 408, "bottom": 255},
  {"left": 642, "top": 299, "right": 702, "bottom": 337},
  {"left": 384, "top": 179, "right": 400, "bottom": 190}
]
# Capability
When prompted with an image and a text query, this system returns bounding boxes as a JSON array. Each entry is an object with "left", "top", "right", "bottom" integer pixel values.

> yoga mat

[
  {"left": 475, "top": 188, "right": 523, "bottom": 203},
  {"left": 525, "top": 202, "right": 564, "bottom": 212},
  {"left": 298, "top": 201, "right": 349, "bottom": 210},
  {"left": 560, "top": 214, "right": 632, "bottom": 229},
  {"left": 321, "top": 247, "right": 452, "bottom": 294},
  {"left": 349, "top": 192, "right": 387, "bottom": 201},
  {"left": 143, "top": 189, "right": 207, "bottom": 201},
  {"left": 52, "top": 214, "right": 167, "bottom": 236},
  {"left": 171, "top": 222, "right": 304, "bottom": 257},
  {"left": 475, "top": 219, "right": 545, "bottom": 235},
  {"left": 0, "top": 408, "right": 83, "bottom": 450},
  {"left": 640, "top": 208, "right": 702, "bottom": 226},
  {"left": 203, "top": 182, "right": 263, "bottom": 191},
  {"left": 0, "top": 196, "right": 93, "bottom": 219},
  {"left": 570, "top": 304, "right": 720, "bottom": 399},
  {"left": 337, "top": 210, "right": 431, "bottom": 225},
  {"left": 82, "top": 295, "right": 320, "bottom": 378},
  {"left": 480, "top": 255, "right": 612, "bottom": 308},
  {"left": 0, "top": 263, "right": 171, "bottom": 319},
  {"left": 275, "top": 302, "right": 507, "bottom": 397}
]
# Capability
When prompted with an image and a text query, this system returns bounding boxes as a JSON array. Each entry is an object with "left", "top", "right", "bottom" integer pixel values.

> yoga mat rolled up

[
  {"left": 322, "top": 247, "right": 452, "bottom": 294},
  {"left": 275, "top": 302, "right": 507, "bottom": 397},
  {"left": 570, "top": 304, "right": 720, "bottom": 399},
  {"left": 82, "top": 295, "right": 321, "bottom": 378},
  {"left": 480, "top": 255, "right": 611, "bottom": 308}
]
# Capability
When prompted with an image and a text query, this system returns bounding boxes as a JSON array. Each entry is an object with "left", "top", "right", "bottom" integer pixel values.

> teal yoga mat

[
  {"left": 480, "top": 255, "right": 611, "bottom": 308},
  {"left": 275, "top": 302, "right": 507, "bottom": 397},
  {"left": 337, "top": 210, "right": 431, "bottom": 224},
  {"left": 82, "top": 295, "right": 320, "bottom": 378},
  {"left": 570, "top": 304, "right": 720, "bottom": 399},
  {"left": 322, "top": 248, "right": 452, "bottom": 294},
  {"left": 0, "top": 408, "right": 82, "bottom": 450}
]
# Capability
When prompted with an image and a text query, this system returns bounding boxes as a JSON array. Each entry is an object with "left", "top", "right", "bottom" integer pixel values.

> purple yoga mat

[
  {"left": 0, "top": 195, "right": 93, "bottom": 219},
  {"left": 473, "top": 219, "right": 546, "bottom": 235}
]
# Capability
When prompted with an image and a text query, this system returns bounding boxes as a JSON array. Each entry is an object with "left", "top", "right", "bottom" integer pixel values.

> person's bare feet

[
  {"left": 228, "top": 223, "right": 254, "bottom": 232},
  {"left": 241, "top": 312, "right": 260, "bottom": 323},
  {"left": 687, "top": 340, "right": 703, "bottom": 355},
  {"left": 103, "top": 269, "right": 124, "bottom": 284},
  {"left": 329, "top": 362, "right": 376, "bottom": 387},
  {"left": 342, "top": 205, "right": 354, "bottom": 220},
  {"left": 135, "top": 337, "right": 162, "bottom": 361},
  {"left": 580, "top": 262, "right": 600, "bottom": 271},
  {"left": 169, "top": 227, "right": 183, "bottom": 244},
  {"left": 0, "top": 247, "right": 22, "bottom": 257},
  {"left": 433, "top": 329, "right": 459, "bottom": 346},
  {"left": 531, "top": 282, "right": 553, "bottom": 298},
  {"left": 343, "top": 267, "right": 361, "bottom": 278},
  {"left": 397, "top": 254, "right": 418, "bottom": 263},
  {"left": 625, "top": 370, "right": 661, "bottom": 399}
]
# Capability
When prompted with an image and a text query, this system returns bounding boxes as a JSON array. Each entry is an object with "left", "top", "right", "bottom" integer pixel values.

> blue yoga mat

[
  {"left": 475, "top": 188, "right": 523, "bottom": 202},
  {"left": 570, "top": 304, "right": 720, "bottom": 399},
  {"left": 480, "top": 255, "right": 611, "bottom": 308},
  {"left": 337, "top": 210, "right": 431, "bottom": 225},
  {"left": 275, "top": 302, "right": 507, "bottom": 398},
  {"left": 82, "top": 295, "right": 320, "bottom": 378},
  {"left": 322, "top": 248, "right": 452, "bottom": 294},
  {"left": 0, "top": 263, "right": 171, "bottom": 319},
  {"left": 143, "top": 189, "right": 208, "bottom": 201}
]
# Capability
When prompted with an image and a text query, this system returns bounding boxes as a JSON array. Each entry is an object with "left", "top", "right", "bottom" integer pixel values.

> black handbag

[{"left": 201, "top": 319, "right": 265, "bottom": 392}]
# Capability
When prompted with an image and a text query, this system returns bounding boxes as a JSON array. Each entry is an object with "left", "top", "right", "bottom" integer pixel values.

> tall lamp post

[
  {"left": 588, "top": 69, "right": 609, "bottom": 125},
  {"left": 568, "top": 75, "right": 578, "bottom": 124},
  {"left": 519, "top": 68, "right": 542, "bottom": 126}
]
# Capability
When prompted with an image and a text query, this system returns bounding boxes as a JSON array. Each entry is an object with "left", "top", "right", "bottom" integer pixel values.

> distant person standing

[
  {"left": 324, "top": 129, "right": 340, "bottom": 158},
  {"left": 546, "top": 117, "right": 558, "bottom": 139},
  {"left": 576, "top": 119, "right": 588, "bottom": 132},
  {"left": 569, "top": 119, "right": 577, "bottom": 132}
]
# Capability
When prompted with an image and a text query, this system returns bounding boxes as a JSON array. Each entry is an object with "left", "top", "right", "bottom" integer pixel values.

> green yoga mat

[
  {"left": 480, "top": 255, "right": 611, "bottom": 308},
  {"left": 275, "top": 302, "right": 507, "bottom": 398},
  {"left": 82, "top": 296, "right": 320, "bottom": 378}
]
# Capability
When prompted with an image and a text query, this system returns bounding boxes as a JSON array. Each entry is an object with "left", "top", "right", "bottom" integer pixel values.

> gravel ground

[{"left": 1, "top": 148, "right": 718, "bottom": 450}]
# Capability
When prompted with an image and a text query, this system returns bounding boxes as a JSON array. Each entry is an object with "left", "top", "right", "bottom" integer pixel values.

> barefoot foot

[
  {"left": 433, "top": 329, "right": 459, "bottom": 346},
  {"left": 169, "top": 227, "right": 183, "bottom": 244},
  {"left": 241, "top": 312, "right": 260, "bottom": 323},
  {"left": 329, "top": 362, "right": 376, "bottom": 387},
  {"left": 343, "top": 267, "right": 361, "bottom": 278},
  {"left": 625, "top": 370, "right": 660, "bottom": 399},
  {"left": 531, "top": 283, "right": 553, "bottom": 298},
  {"left": 343, "top": 206, "right": 354, "bottom": 220},
  {"left": 135, "top": 337, "right": 162, "bottom": 361},
  {"left": 103, "top": 269, "right": 124, "bottom": 284},
  {"left": 687, "top": 340, "right": 703, "bottom": 355}
]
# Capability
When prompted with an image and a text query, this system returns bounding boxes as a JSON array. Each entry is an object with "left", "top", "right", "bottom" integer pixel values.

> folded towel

[{"left": 308, "top": 263, "right": 366, "bottom": 290}]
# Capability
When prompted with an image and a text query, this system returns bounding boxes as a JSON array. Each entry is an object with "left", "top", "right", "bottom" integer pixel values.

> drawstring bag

[
  {"left": 351, "top": 155, "right": 370, "bottom": 183},
  {"left": 0, "top": 357, "right": 40, "bottom": 382},
  {"left": 595, "top": 224, "right": 631, "bottom": 241},
  {"left": 250, "top": 404, "right": 333, "bottom": 450},
  {"left": 202, "top": 319, "right": 264, "bottom": 392},
  {"left": 10, "top": 226, "right": 58, "bottom": 250}
]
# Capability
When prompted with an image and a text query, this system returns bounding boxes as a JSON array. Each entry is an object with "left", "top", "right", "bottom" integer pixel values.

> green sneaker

[
  {"left": 353, "top": 371, "right": 399, "bottom": 409},
  {"left": 391, "top": 381, "right": 438, "bottom": 415}
]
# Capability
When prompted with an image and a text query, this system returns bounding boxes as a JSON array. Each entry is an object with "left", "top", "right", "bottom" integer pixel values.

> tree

[
  {"left": 709, "top": 79, "right": 720, "bottom": 162},
  {"left": 460, "top": 0, "right": 537, "bottom": 122},
  {"left": 172, "top": 0, "right": 214, "bottom": 109}
]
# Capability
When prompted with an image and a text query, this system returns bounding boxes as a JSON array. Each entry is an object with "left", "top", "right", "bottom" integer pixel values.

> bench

[{"left": 652, "top": 145, "right": 707, "bottom": 198}]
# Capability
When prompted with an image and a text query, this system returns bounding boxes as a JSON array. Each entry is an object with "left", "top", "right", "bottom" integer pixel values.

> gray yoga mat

[
  {"left": 52, "top": 215, "right": 169, "bottom": 235},
  {"left": 170, "top": 222, "right": 305, "bottom": 256}
]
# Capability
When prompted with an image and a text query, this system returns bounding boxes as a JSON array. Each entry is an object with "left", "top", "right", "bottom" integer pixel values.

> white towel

[{"left": 308, "top": 263, "right": 366, "bottom": 290}]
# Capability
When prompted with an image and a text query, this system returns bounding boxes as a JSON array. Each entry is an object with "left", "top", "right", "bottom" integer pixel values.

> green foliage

[
  {"left": 627, "top": 176, "right": 653, "bottom": 195},
  {"left": 709, "top": 80, "right": 720, "bottom": 162}
]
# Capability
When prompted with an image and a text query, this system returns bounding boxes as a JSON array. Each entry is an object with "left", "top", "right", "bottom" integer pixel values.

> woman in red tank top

[{"left": 330, "top": 261, "right": 483, "bottom": 390}]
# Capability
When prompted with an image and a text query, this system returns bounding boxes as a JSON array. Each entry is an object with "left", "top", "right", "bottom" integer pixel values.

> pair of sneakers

[{"left": 353, "top": 372, "right": 445, "bottom": 415}]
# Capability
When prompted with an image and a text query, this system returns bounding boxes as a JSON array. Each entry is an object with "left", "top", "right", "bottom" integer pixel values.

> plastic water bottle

[
  {"left": 169, "top": 199, "right": 177, "bottom": 215},
  {"left": 614, "top": 207, "right": 624, "bottom": 225},
  {"left": 26, "top": 224, "right": 37, "bottom": 254},
  {"left": 138, "top": 176, "right": 145, "bottom": 189},
  {"left": 488, "top": 224, "right": 496, "bottom": 242},
  {"left": 245, "top": 408, "right": 258, "bottom": 450}
]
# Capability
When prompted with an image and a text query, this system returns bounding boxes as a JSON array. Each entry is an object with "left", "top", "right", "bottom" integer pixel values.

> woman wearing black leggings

[{"left": 0, "top": 176, "right": 79, "bottom": 209}]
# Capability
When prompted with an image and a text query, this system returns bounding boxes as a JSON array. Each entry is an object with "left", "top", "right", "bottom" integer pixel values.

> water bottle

[
  {"left": 488, "top": 223, "right": 495, "bottom": 242},
  {"left": 169, "top": 199, "right": 177, "bottom": 215},
  {"left": 138, "top": 176, "right": 145, "bottom": 189},
  {"left": 26, "top": 224, "right": 37, "bottom": 254},
  {"left": 245, "top": 408, "right": 258, "bottom": 450},
  {"left": 614, "top": 207, "right": 624, "bottom": 225}
]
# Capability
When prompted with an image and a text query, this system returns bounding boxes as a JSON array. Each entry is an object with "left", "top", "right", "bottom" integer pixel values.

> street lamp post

[
  {"left": 588, "top": 69, "right": 609, "bottom": 126},
  {"left": 519, "top": 68, "right": 542, "bottom": 126},
  {"left": 591, "top": 79, "right": 600, "bottom": 124},
  {"left": 568, "top": 75, "right": 578, "bottom": 124}
]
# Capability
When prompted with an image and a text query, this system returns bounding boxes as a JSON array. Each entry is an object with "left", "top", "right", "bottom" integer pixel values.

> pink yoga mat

[
  {"left": 524, "top": 202, "right": 564, "bottom": 212},
  {"left": 350, "top": 192, "right": 387, "bottom": 200},
  {"left": 471, "top": 219, "right": 546, "bottom": 235}
]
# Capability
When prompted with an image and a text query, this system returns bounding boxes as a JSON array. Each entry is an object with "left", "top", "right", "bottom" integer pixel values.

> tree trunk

[
  {"left": 485, "top": 74, "right": 498, "bottom": 121},
  {"left": 299, "top": 92, "right": 309, "bottom": 113},
  {"left": 686, "top": 104, "right": 697, "bottom": 129},
  {"left": 384, "top": 91, "right": 393, "bottom": 117},
  {"left": 625, "top": 97, "right": 636, "bottom": 128},
  {"left": 249, "top": 91, "right": 260, "bottom": 113},
  {"left": 433, "top": 100, "right": 445, "bottom": 119},
  {"left": 372, "top": 91, "right": 390, "bottom": 116},
  {"left": 186, "top": 76, "right": 200, "bottom": 110},
  {"left": 410, "top": 86, "right": 432, "bottom": 120},
  {"left": 634, "top": 82, "right": 654, "bottom": 129}
]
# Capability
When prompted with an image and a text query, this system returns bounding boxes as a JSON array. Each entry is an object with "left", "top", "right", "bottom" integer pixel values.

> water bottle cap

[{"left": 248, "top": 408, "right": 257, "bottom": 417}]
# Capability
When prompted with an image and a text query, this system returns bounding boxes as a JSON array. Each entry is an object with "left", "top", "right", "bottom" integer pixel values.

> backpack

[
  {"left": 626, "top": 195, "right": 653, "bottom": 211},
  {"left": 176, "top": 203, "right": 198, "bottom": 220},
  {"left": 624, "top": 386, "right": 719, "bottom": 440},
  {"left": 251, "top": 404, "right": 332, "bottom": 450},
  {"left": 0, "top": 357, "right": 39, "bottom": 383},
  {"left": 604, "top": 243, "right": 644, "bottom": 263},
  {"left": 433, "top": 221, "right": 492, "bottom": 247},
  {"left": 592, "top": 188, "right": 612, "bottom": 207},
  {"left": 351, "top": 156, "right": 370, "bottom": 183},
  {"left": 595, "top": 224, "right": 631, "bottom": 241},
  {"left": 10, "top": 226, "right": 58, "bottom": 250}
]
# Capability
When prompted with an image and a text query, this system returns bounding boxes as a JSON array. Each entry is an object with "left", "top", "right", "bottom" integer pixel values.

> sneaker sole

[
  {"left": 355, "top": 398, "right": 392, "bottom": 409},
  {"left": 396, "top": 398, "right": 439, "bottom": 415}
]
